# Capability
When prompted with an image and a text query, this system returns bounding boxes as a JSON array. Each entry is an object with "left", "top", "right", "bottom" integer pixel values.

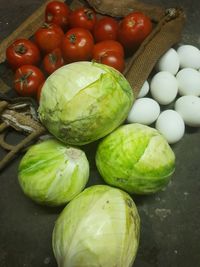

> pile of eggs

[{"left": 127, "top": 44, "right": 200, "bottom": 144}]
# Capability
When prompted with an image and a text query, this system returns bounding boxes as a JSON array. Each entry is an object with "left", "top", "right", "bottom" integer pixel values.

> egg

[
  {"left": 177, "top": 45, "right": 200, "bottom": 69},
  {"left": 156, "top": 48, "right": 180, "bottom": 75},
  {"left": 127, "top": 97, "right": 160, "bottom": 125},
  {"left": 175, "top": 95, "right": 200, "bottom": 127},
  {"left": 155, "top": 110, "right": 185, "bottom": 144},
  {"left": 150, "top": 71, "right": 178, "bottom": 105},
  {"left": 176, "top": 68, "right": 200, "bottom": 96},
  {"left": 137, "top": 80, "right": 149, "bottom": 98}
]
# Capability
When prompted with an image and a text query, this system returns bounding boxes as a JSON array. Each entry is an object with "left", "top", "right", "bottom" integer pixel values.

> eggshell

[
  {"left": 156, "top": 109, "right": 185, "bottom": 144},
  {"left": 176, "top": 68, "right": 200, "bottom": 96},
  {"left": 175, "top": 95, "right": 200, "bottom": 127},
  {"left": 150, "top": 71, "right": 178, "bottom": 105},
  {"left": 177, "top": 45, "right": 200, "bottom": 69},
  {"left": 156, "top": 48, "right": 180, "bottom": 75},
  {"left": 127, "top": 97, "right": 160, "bottom": 125},
  {"left": 137, "top": 80, "right": 149, "bottom": 98}
]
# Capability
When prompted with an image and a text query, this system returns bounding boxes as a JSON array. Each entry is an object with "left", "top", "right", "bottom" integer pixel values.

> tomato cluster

[{"left": 6, "top": 1, "right": 153, "bottom": 101}]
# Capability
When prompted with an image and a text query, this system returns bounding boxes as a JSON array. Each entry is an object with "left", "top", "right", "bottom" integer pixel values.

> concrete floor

[{"left": 0, "top": 0, "right": 200, "bottom": 266}]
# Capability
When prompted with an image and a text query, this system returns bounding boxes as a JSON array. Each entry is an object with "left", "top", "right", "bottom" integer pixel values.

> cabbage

[
  {"left": 52, "top": 185, "right": 140, "bottom": 267},
  {"left": 18, "top": 138, "right": 89, "bottom": 206},
  {"left": 38, "top": 61, "right": 134, "bottom": 145},
  {"left": 96, "top": 123, "right": 175, "bottom": 194}
]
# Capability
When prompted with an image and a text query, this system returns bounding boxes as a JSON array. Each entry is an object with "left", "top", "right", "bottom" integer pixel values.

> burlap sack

[{"left": 86, "top": 0, "right": 185, "bottom": 96}]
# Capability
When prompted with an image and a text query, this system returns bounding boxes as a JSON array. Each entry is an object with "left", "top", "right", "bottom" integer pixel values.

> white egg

[
  {"left": 156, "top": 48, "right": 180, "bottom": 75},
  {"left": 137, "top": 80, "right": 149, "bottom": 98},
  {"left": 177, "top": 45, "right": 200, "bottom": 69},
  {"left": 127, "top": 97, "right": 160, "bottom": 125},
  {"left": 175, "top": 95, "right": 200, "bottom": 127},
  {"left": 156, "top": 110, "right": 185, "bottom": 144},
  {"left": 150, "top": 71, "right": 178, "bottom": 105},
  {"left": 176, "top": 68, "right": 200, "bottom": 96}
]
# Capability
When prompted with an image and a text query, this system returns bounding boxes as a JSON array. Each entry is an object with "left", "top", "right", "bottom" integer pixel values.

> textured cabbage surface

[
  {"left": 38, "top": 61, "right": 134, "bottom": 145},
  {"left": 96, "top": 123, "right": 175, "bottom": 194},
  {"left": 52, "top": 185, "right": 140, "bottom": 267}
]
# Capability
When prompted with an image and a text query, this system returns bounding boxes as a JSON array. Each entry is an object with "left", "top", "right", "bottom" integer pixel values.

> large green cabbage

[
  {"left": 18, "top": 138, "right": 89, "bottom": 206},
  {"left": 52, "top": 185, "right": 140, "bottom": 267},
  {"left": 96, "top": 123, "right": 176, "bottom": 194},
  {"left": 38, "top": 61, "right": 134, "bottom": 145}
]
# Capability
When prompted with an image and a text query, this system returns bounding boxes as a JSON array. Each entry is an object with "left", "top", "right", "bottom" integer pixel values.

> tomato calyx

[
  {"left": 14, "top": 70, "right": 33, "bottom": 91},
  {"left": 41, "top": 22, "right": 52, "bottom": 29},
  {"left": 14, "top": 44, "right": 28, "bottom": 54},
  {"left": 68, "top": 34, "right": 77, "bottom": 44},
  {"left": 84, "top": 9, "right": 95, "bottom": 20},
  {"left": 48, "top": 52, "right": 58, "bottom": 64}
]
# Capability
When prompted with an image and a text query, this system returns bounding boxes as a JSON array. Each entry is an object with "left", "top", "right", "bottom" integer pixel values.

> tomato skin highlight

[
  {"left": 62, "top": 27, "right": 94, "bottom": 63},
  {"left": 14, "top": 65, "right": 45, "bottom": 97},
  {"left": 6, "top": 39, "right": 41, "bottom": 70},
  {"left": 117, "top": 12, "right": 152, "bottom": 52},
  {"left": 34, "top": 23, "right": 65, "bottom": 54},
  {"left": 93, "top": 16, "right": 119, "bottom": 42},
  {"left": 69, "top": 7, "right": 97, "bottom": 32},
  {"left": 45, "top": 1, "right": 70, "bottom": 30},
  {"left": 42, "top": 48, "right": 64, "bottom": 75}
]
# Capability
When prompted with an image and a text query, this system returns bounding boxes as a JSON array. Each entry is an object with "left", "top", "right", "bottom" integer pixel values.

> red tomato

[
  {"left": 45, "top": 1, "right": 70, "bottom": 30},
  {"left": 37, "top": 81, "right": 45, "bottom": 103},
  {"left": 62, "top": 27, "right": 94, "bottom": 63},
  {"left": 94, "top": 50, "right": 125, "bottom": 73},
  {"left": 14, "top": 65, "right": 45, "bottom": 97},
  {"left": 6, "top": 39, "right": 41, "bottom": 70},
  {"left": 92, "top": 40, "right": 124, "bottom": 60},
  {"left": 42, "top": 48, "right": 64, "bottom": 75},
  {"left": 118, "top": 12, "right": 152, "bottom": 52},
  {"left": 93, "top": 16, "right": 119, "bottom": 42},
  {"left": 34, "top": 23, "right": 64, "bottom": 54},
  {"left": 69, "top": 7, "right": 96, "bottom": 32}
]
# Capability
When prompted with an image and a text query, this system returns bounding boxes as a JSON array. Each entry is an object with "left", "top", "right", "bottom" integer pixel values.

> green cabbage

[
  {"left": 38, "top": 61, "right": 134, "bottom": 145},
  {"left": 96, "top": 123, "right": 175, "bottom": 194},
  {"left": 18, "top": 138, "right": 89, "bottom": 206},
  {"left": 52, "top": 185, "right": 140, "bottom": 267}
]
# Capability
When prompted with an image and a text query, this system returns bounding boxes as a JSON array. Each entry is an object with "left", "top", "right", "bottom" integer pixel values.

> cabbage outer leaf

[
  {"left": 96, "top": 123, "right": 176, "bottom": 194},
  {"left": 52, "top": 185, "right": 140, "bottom": 267},
  {"left": 38, "top": 62, "right": 134, "bottom": 145},
  {"left": 18, "top": 139, "right": 89, "bottom": 206}
]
